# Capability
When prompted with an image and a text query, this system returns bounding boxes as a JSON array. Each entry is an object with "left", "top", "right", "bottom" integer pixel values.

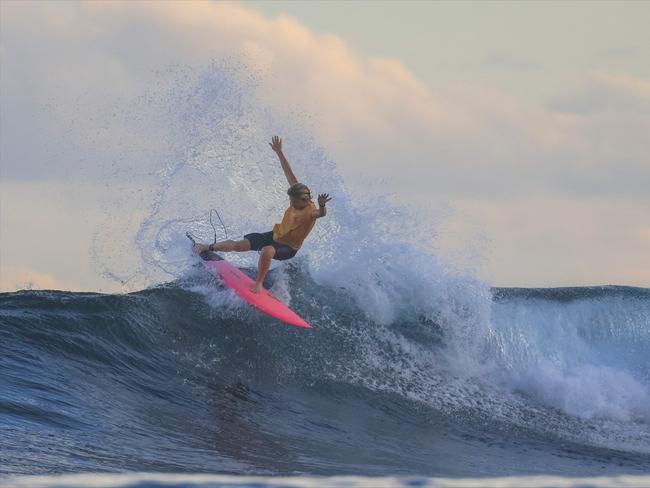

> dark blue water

[{"left": 1, "top": 265, "right": 649, "bottom": 477}]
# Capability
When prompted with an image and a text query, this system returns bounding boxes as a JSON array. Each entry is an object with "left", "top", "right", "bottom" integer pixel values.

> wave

[{"left": 1, "top": 271, "right": 649, "bottom": 477}]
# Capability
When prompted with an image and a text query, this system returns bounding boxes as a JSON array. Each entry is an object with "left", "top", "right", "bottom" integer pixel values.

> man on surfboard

[{"left": 193, "top": 136, "right": 331, "bottom": 293}]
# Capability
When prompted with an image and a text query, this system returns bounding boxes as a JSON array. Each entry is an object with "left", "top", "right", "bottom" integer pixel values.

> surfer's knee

[{"left": 260, "top": 245, "right": 276, "bottom": 259}]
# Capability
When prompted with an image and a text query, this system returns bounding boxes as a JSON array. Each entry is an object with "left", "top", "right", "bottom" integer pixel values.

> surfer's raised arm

[{"left": 269, "top": 136, "right": 298, "bottom": 186}]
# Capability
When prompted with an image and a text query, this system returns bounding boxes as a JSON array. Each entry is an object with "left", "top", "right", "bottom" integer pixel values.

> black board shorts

[{"left": 244, "top": 231, "right": 297, "bottom": 261}]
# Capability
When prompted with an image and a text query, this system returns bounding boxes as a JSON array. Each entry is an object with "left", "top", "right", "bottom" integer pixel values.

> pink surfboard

[{"left": 201, "top": 253, "right": 311, "bottom": 329}]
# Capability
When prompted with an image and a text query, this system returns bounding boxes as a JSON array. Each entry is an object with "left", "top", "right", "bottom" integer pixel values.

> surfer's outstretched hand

[
  {"left": 269, "top": 136, "right": 282, "bottom": 154},
  {"left": 318, "top": 193, "right": 332, "bottom": 206}
]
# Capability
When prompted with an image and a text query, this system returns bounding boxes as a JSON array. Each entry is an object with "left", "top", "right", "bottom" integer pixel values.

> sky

[{"left": 1, "top": 0, "right": 649, "bottom": 291}]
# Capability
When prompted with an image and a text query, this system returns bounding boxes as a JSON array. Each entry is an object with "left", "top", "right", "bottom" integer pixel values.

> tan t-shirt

[{"left": 272, "top": 201, "right": 317, "bottom": 250}]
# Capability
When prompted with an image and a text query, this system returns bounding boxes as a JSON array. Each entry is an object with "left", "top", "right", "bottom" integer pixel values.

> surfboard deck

[{"left": 198, "top": 251, "right": 311, "bottom": 329}]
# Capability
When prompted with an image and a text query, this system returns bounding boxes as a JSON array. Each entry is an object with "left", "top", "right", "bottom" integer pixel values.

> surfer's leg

[
  {"left": 251, "top": 245, "right": 275, "bottom": 293},
  {"left": 214, "top": 239, "right": 251, "bottom": 252},
  {"left": 194, "top": 239, "right": 251, "bottom": 254}
]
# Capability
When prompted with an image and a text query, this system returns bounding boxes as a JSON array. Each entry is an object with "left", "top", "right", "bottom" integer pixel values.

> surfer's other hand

[
  {"left": 269, "top": 136, "right": 282, "bottom": 154},
  {"left": 318, "top": 193, "right": 331, "bottom": 206}
]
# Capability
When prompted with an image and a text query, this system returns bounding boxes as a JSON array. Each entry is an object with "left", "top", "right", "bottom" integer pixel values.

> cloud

[
  {"left": 445, "top": 197, "right": 650, "bottom": 287},
  {"left": 0, "top": 265, "right": 81, "bottom": 292},
  {"left": 1, "top": 1, "right": 445, "bottom": 181},
  {"left": 2, "top": 1, "right": 648, "bottom": 199},
  {"left": 597, "top": 46, "right": 641, "bottom": 60},
  {"left": 549, "top": 73, "right": 650, "bottom": 115},
  {"left": 0, "top": 180, "right": 124, "bottom": 293}
]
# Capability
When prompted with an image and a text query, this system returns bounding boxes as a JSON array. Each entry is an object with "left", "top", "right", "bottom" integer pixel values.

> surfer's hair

[{"left": 287, "top": 183, "right": 311, "bottom": 200}]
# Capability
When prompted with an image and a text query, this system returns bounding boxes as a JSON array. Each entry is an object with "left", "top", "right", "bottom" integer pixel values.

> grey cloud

[
  {"left": 548, "top": 75, "right": 650, "bottom": 115},
  {"left": 484, "top": 50, "right": 541, "bottom": 71},
  {"left": 597, "top": 46, "right": 640, "bottom": 60}
]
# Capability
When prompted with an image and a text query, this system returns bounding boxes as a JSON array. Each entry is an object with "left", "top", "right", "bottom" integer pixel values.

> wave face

[{"left": 2, "top": 279, "right": 649, "bottom": 477}]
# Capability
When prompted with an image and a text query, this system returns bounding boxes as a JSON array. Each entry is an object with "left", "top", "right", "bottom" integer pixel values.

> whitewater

[{"left": 1, "top": 63, "right": 649, "bottom": 486}]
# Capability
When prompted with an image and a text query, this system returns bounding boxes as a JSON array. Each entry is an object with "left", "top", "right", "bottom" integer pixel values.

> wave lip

[
  {"left": 513, "top": 360, "right": 650, "bottom": 422},
  {"left": 490, "top": 285, "right": 650, "bottom": 426}
]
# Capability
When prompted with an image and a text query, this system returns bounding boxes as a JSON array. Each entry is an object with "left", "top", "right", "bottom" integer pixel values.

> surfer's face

[{"left": 290, "top": 196, "right": 310, "bottom": 209}]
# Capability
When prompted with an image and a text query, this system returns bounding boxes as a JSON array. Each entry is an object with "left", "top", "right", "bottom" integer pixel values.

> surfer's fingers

[{"left": 270, "top": 136, "right": 282, "bottom": 150}]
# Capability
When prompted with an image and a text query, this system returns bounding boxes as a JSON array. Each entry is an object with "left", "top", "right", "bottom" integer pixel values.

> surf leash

[
  {"left": 187, "top": 208, "right": 229, "bottom": 250},
  {"left": 209, "top": 208, "right": 228, "bottom": 244}
]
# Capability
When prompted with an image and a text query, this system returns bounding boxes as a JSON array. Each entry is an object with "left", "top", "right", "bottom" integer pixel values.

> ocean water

[
  {"left": 2, "top": 62, "right": 649, "bottom": 486},
  {"left": 1, "top": 279, "right": 649, "bottom": 481}
]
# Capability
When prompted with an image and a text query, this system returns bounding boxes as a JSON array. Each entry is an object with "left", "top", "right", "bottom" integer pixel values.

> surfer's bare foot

[
  {"left": 250, "top": 282, "right": 263, "bottom": 293},
  {"left": 193, "top": 243, "right": 210, "bottom": 254}
]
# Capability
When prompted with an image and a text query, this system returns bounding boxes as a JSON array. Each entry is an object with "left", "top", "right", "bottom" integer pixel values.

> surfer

[{"left": 193, "top": 136, "right": 331, "bottom": 293}]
